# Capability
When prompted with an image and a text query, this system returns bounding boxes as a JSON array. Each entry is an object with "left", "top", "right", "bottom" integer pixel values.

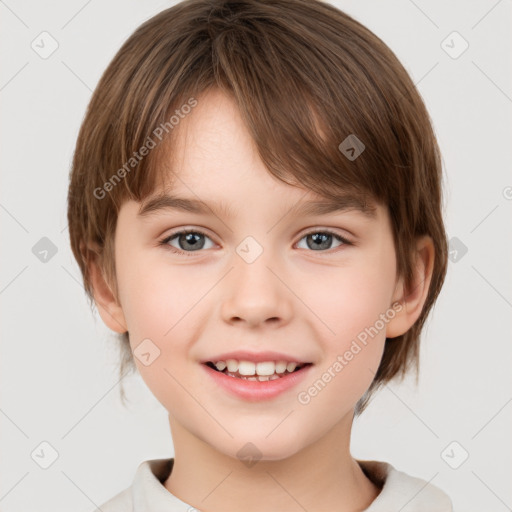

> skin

[{"left": 90, "top": 88, "right": 435, "bottom": 511}]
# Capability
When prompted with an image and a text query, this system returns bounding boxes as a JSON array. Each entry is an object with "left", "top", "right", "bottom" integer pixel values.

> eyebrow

[{"left": 137, "top": 193, "right": 377, "bottom": 220}]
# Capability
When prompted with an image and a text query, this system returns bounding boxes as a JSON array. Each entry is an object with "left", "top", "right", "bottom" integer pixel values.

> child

[{"left": 67, "top": 0, "right": 453, "bottom": 510}]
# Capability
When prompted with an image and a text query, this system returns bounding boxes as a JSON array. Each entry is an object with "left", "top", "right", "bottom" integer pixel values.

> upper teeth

[{"left": 214, "top": 360, "right": 299, "bottom": 375}]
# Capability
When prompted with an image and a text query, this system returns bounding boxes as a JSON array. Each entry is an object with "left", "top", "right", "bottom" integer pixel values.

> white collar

[{"left": 121, "top": 457, "right": 452, "bottom": 511}]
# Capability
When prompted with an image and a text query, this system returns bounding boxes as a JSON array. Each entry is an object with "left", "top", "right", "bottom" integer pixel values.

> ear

[
  {"left": 386, "top": 235, "right": 435, "bottom": 339},
  {"left": 88, "top": 252, "right": 128, "bottom": 334}
]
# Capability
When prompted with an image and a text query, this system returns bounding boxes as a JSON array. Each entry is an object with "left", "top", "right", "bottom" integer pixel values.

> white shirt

[{"left": 94, "top": 458, "right": 453, "bottom": 511}]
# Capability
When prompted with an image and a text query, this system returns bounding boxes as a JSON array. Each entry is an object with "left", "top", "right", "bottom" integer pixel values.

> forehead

[{"left": 140, "top": 89, "right": 381, "bottom": 223}]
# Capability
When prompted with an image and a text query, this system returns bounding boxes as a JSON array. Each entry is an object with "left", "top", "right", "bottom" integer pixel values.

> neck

[{"left": 164, "top": 412, "right": 380, "bottom": 512}]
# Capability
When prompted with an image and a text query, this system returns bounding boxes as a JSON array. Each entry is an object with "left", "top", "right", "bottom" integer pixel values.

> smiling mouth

[{"left": 204, "top": 360, "right": 313, "bottom": 381}]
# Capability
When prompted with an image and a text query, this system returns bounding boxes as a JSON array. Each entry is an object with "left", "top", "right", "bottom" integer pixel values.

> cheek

[
  {"left": 297, "top": 257, "right": 394, "bottom": 404},
  {"left": 115, "top": 254, "right": 206, "bottom": 405},
  {"left": 302, "top": 257, "right": 395, "bottom": 346},
  {"left": 116, "top": 252, "right": 201, "bottom": 343}
]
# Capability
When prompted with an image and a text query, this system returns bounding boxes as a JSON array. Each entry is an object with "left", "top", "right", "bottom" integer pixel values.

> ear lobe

[
  {"left": 385, "top": 235, "right": 435, "bottom": 339},
  {"left": 88, "top": 255, "right": 128, "bottom": 334}
]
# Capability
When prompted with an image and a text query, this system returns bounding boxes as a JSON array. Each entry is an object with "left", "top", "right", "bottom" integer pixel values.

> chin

[{"left": 211, "top": 428, "right": 310, "bottom": 465}]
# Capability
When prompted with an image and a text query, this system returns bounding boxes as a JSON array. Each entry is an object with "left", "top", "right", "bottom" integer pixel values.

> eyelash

[{"left": 158, "top": 228, "right": 353, "bottom": 257}]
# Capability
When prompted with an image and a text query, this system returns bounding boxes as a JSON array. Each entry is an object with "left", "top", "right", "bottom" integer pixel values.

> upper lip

[{"left": 200, "top": 350, "right": 312, "bottom": 364}]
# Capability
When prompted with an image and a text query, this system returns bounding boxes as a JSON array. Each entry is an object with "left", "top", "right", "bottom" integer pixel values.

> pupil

[
  {"left": 308, "top": 233, "right": 331, "bottom": 250},
  {"left": 181, "top": 232, "right": 204, "bottom": 251}
]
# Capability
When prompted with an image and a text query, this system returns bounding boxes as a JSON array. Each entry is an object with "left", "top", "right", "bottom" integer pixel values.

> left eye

[
  {"left": 159, "top": 229, "right": 351, "bottom": 255},
  {"left": 296, "top": 231, "right": 350, "bottom": 251}
]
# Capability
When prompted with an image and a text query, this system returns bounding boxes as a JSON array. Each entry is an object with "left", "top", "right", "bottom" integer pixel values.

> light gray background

[{"left": 1, "top": 1, "right": 511, "bottom": 511}]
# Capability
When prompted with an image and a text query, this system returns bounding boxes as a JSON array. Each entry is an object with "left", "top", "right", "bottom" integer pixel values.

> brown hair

[{"left": 67, "top": 0, "right": 448, "bottom": 414}]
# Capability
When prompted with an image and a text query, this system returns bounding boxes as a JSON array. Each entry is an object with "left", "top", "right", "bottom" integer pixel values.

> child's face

[{"left": 109, "top": 89, "right": 404, "bottom": 460}]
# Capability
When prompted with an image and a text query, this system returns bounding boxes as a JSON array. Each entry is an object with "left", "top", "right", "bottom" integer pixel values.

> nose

[{"left": 220, "top": 250, "right": 293, "bottom": 328}]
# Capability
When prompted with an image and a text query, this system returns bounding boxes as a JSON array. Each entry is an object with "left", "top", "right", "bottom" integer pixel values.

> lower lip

[{"left": 201, "top": 363, "right": 313, "bottom": 402}]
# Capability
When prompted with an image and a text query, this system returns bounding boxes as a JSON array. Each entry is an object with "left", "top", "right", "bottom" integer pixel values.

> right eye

[{"left": 159, "top": 229, "right": 215, "bottom": 256}]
